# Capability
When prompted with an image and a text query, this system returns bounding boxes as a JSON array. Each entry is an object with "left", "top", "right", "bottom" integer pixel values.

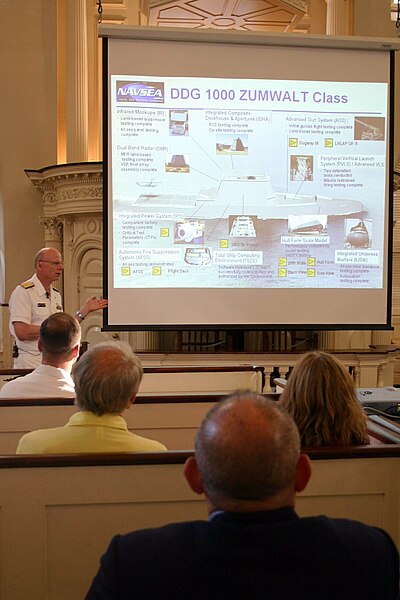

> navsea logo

[{"left": 116, "top": 81, "right": 165, "bottom": 104}]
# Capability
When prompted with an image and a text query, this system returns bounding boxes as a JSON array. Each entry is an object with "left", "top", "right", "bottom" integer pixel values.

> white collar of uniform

[
  {"left": 31, "top": 273, "right": 47, "bottom": 298},
  {"left": 35, "top": 364, "right": 73, "bottom": 383}
]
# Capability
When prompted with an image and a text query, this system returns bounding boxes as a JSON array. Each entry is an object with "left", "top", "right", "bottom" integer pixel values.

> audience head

[
  {"left": 184, "top": 391, "right": 311, "bottom": 512},
  {"left": 280, "top": 350, "right": 368, "bottom": 447},
  {"left": 39, "top": 312, "right": 81, "bottom": 366},
  {"left": 72, "top": 341, "right": 143, "bottom": 416}
]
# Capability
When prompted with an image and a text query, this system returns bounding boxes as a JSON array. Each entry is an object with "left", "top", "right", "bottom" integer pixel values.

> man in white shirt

[
  {"left": 16, "top": 342, "right": 167, "bottom": 453},
  {"left": 9, "top": 247, "right": 107, "bottom": 368},
  {"left": 0, "top": 312, "right": 81, "bottom": 398}
]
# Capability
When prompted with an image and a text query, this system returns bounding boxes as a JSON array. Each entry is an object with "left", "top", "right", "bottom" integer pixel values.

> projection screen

[{"left": 101, "top": 27, "right": 399, "bottom": 330}]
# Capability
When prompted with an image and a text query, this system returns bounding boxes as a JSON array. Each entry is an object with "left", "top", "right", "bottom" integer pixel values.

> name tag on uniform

[{"left": 37, "top": 303, "right": 46, "bottom": 307}]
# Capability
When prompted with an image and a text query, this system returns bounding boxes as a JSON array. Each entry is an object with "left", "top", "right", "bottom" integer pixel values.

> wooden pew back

[
  {"left": 0, "top": 446, "right": 398, "bottom": 600},
  {"left": 0, "top": 395, "right": 220, "bottom": 452},
  {"left": 0, "top": 391, "right": 279, "bottom": 453},
  {"left": 0, "top": 365, "right": 265, "bottom": 394}
]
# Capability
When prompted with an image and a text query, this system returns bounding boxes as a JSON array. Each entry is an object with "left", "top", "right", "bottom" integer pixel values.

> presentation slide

[
  {"left": 103, "top": 30, "right": 394, "bottom": 328},
  {"left": 111, "top": 75, "right": 387, "bottom": 293}
]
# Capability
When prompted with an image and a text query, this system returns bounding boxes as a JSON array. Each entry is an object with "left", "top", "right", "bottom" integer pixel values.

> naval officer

[{"left": 9, "top": 247, "right": 107, "bottom": 368}]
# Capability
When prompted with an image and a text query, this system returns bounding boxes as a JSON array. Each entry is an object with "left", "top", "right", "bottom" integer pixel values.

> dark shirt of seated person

[
  {"left": 280, "top": 350, "right": 368, "bottom": 447},
  {"left": 86, "top": 392, "right": 399, "bottom": 600},
  {"left": 0, "top": 311, "right": 80, "bottom": 399},
  {"left": 16, "top": 341, "right": 167, "bottom": 454}
]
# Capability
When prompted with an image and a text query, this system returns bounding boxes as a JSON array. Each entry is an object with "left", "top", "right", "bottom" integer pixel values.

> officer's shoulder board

[{"left": 19, "top": 281, "right": 35, "bottom": 289}]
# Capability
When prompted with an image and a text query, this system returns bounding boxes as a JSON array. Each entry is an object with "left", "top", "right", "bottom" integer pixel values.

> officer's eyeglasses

[{"left": 39, "top": 260, "right": 64, "bottom": 266}]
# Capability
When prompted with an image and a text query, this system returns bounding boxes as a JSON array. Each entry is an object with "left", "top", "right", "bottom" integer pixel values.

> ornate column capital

[{"left": 40, "top": 216, "right": 64, "bottom": 244}]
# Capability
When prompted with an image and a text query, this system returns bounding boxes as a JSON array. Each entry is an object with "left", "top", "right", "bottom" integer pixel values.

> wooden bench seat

[{"left": 0, "top": 444, "right": 398, "bottom": 599}]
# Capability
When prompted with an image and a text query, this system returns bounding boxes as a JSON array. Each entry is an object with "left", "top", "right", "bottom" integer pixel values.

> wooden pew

[
  {"left": 0, "top": 364, "right": 266, "bottom": 394},
  {"left": 0, "top": 394, "right": 220, "bottom": 453},
  {"left": 0, "top": 392, "right": 279, "bottom": 453},
  {"left": 0, "top": 444, "right": 398, "bottom": 600},
  {"left": 0, "top": 392, "right": 394, "bottom": 454}
]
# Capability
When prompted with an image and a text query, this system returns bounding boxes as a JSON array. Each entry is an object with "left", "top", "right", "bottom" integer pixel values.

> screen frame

[{"left": 101, "top": 26, "right": 399, "bottom": 332}]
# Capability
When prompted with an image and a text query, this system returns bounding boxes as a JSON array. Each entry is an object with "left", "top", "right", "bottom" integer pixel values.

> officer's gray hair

[{"left": 34, "top": 248, "right": 49, "bottom": 266}]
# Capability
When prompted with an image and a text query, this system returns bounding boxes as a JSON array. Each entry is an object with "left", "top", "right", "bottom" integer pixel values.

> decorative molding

[
  {"left": 57, "top": 187, "right": 103, "bottom": 202},
  {"left": 43, "top": 192, "right": 57, "bottom": 206},
  {"left": 148, "top": 0, "right": 306, "bottom": 9},
  {"left": 64, "top": 219, "right": 75, "bottom": 249},
  {"left": 25, "top": 162, "right": 103, "bottom": 217},
  {"left": 98, "top": 0, "right": 142, "bottom": 25},
  {"left": 40, "top": 217, "right": 64, "bottom": 243},
  {"left": 147, "top": 0, "right": 306, "bottom": 31},
  {"left": 85, "top": 218, "right": 103, "bottom": 235}
]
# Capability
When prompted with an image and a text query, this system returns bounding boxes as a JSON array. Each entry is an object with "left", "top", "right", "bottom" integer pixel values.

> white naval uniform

[
  {"left": 0, "top": 365, "right": 74, "bottom": 398},
  {"left": 9, "top": 273, "right": 63, "bottom": 368}
]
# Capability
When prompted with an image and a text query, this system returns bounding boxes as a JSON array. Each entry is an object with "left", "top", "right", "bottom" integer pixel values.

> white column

[
  {"left": 66, "top": 0, "right": 88, "bottom": 162},
  {"left": 325, "top": 0, "right": 348, "bottom": 35},
  {"left": 371, "top": 331, "right": 393, "bottom": 347},
  {"left": 318, "top": 331, "right": 336, "bottom": 349}
]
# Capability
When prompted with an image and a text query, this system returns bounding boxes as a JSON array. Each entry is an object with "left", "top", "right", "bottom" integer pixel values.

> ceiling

[{"left": 146, "top": 0, "right": 308, "bottom": 32}]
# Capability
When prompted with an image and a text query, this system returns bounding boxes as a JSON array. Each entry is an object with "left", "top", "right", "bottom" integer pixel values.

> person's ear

[
  {"left": 126, "top": 394, "right": 136, "bottom": 409},
  {"left": 294, "top": 453, "right": 312, "bottom": 493},
  {"left": 38, "top": 339, "right": 43, "bottom": 352},
  {"left": 72, "top": 344, "right": 80, "bottom": 359},
  {"left": 183, "top": 456, "right": 205, "bottom": 495}
]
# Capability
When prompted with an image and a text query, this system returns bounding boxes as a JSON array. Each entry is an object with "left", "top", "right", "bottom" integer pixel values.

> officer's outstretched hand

[{"left": 80, "top": 296, "right": 109, "bottom": 318}]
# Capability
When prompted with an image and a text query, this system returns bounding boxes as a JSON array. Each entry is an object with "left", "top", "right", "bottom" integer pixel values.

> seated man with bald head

[
  {"left": 86, "top": 392, "right": 399, "bottom": 600},
  {"left": 0, "top": 312, "right": 80, "bottom": 398},
  {"left": 16, "top": 341, "right": 167, "bottom": 454}
]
